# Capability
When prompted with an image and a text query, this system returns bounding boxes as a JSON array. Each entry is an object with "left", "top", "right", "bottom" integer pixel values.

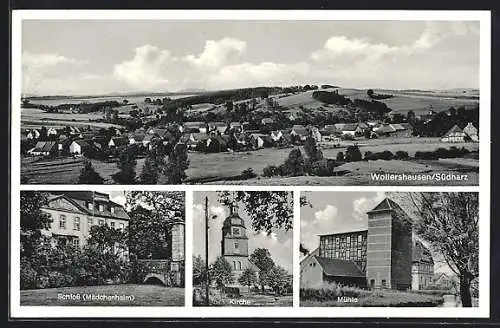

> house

[
  {"left": 57, "top": 135, "right": 72, "bottom": 152},
  {"left": 69, "top": 127, "right": 81, "bottom": 136},
  {"left": 463, "top": 122, "right": 479, "bottom": 142},
  {"left": 128, "top": 132, "right": 145, "bottom": 145},
  {"left": 321, "top": 125, "right": 341, "bottom": 138},
  {"left": 183, "top": 121, "right": 207, "bottom": 133},
  {"left": 375, "top": 124, "right": 397, "bottom": 136},
  {"left": 108, "top": 136, "right": 129, "bottom": 148},
  {"left": 271, "top": 130, "right": 284, "bottom": 142},
  {"left": 433, "top": 273, "right": 458, "bottom": 291},
  {"left": 229, "top": 122, "right": 243, "bottom": 133},
  {"left": 249, "top": 134, "right": 266, "bottom": 149},
  {"left": 307, "top": 126, "right": 322, "bottom": 142},
  {"left": 340, "top": 123, "right": 363, "bottom": 136},
  {"left": 208, "top": 122, "right": 227, "bottom": 134},
  {"left": 290, "top": 125, "right": 308, "bottom": 141},
  {"left": 441, "top": 125, "right": 467, "bottom": 143},
  {"left": 411, "top": 240, "right": 434, "bottom": 290},
  {"left": 47, "top": 127, "right": 58, "bottom": 136},
  {"left": 27, "top": 129, "right": 41, "bottom": 140},
  {"left": 261, "top": 118, "right": 275, "bottom": 125},
  {"left": 288, "top": 113, "right": 297, "bottom": 121},
  {"left": 357, "top": 122, "right": 369, "bottom": 130},
  {"left": 142, "top": 134, "right": 157, "bottom": 149},
  {"left": 41, "top": 191, "right": 130, "bottom": 255},
  {"left": 69, "top": 140, "right": 92, "bottom": 155},
  {"left": 28, "top": 141, "right": 58, "bottom": 156}
]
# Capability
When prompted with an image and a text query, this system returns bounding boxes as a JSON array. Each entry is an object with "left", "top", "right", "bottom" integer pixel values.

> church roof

[
  {"left": 314, "top": 256, "right": 365, "bottom": 278},
  {"left": 222, "top": 211, "right": 246, "bottom": 228}
]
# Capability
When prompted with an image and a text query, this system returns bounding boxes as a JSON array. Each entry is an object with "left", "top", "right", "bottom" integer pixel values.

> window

[
  {"left": 381, "top": 279, "right": 387, "bottom": 288},
  {"left": 237, "top": 261, "right": 242, "bottom": 270},
  {"left": 346, "top": 236, "right": 350, "bottom": 243},
  {"left": 98, "top": 219, "right": 104, "bottom": 225},
  {"left": 98, "top": 204, "right": 104, "bottom": 212},
  {"left": 233, "top": 261, "right": 237, "bottom": 270},
  {"left": 110, "top": 207, "right": 115, "bottom": 214},
  {"left": 345, "top": 250, "right": 350, "bottom": 258},
  {"left": 232, "top": 227, "right": 240, "bottom": 236},
  {"left": 370, "top": 279, "right": 375, "bottom": 288},
  {"left": 119, "top": 223, "right": 124, "bottom": 231},
  {"left": 358, "top": 235, "right": 362, "bottom": 242},
  {"left": 72, "top": 238, "right": 79, "bottom": 247},
  {"left": 335, "top": 251, "right": 339, "bottom": 258},
  {"left": 74, "top": 217, "right": 80, "bottom": 231},
  {"left": 357, "top": 249, "right": 361, "bottom": 258},
  {"left": 110, "top": 222, "right": 115, "bottom": 229},
  {"left": 234, "top": 242, "right": 239, "bottom": 249},
  {"left": 234, "top": 242, "right": 239, "bottom": 253},
  {"left": 88, "top": 203, "right": 93, "bottom": 210},
  {"left": 335, "top": 237, "right": 339, "bottom": 244},
  {"left": 59, "top": 215, "right": 66, "bottom": 229},
  {"left": 88, "top": 218, "right": 93, "bottom": 227}
]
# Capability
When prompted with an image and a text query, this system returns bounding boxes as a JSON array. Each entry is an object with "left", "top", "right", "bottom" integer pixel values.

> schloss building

[{"left": 300, "top": 198, "right": 434, "bottom": 291}]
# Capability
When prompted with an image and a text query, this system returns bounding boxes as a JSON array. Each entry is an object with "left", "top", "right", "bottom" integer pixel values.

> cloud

[
  {"left": 352, "top": 192, "right": 386, "bottom": 221},
  {"left": 22, "top": 52, "right": 88, "bottom": 68},
  {"left": 184, "top": 38, "right": 247, "bottom": 69},
  {"left": 113, "top": 44, "right": 178, "bottom": 90},
  {"left": 300, "top": 204, "right": 341, "bottom": 255}
]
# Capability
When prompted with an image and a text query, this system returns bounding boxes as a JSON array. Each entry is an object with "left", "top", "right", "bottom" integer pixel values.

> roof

[
  {"left": 110, "top": 137, "right": 128, "bottom": 146},
  {"left": 32, "top": 141, "right": 57, "bottom": 152},
  {"left": 376, "top": 124, "right": 397, "bottom": 134},
  {"left": 183, "top": 121, "right": 205, "bottom": 128},
  {"left": 291, "top": 125, "right": 307, "bottom": 136},
  {"left": 129, "top": 133, "right": 145, "bottom": 141},
  {"left": 391, "top": 123, "right": 406, "bottom": 131},
  {"left": 314, "top": 256, "right": 365, "bottom": 278},
  {"left": 318, "top": 228, "right": 368, "bottom": 237},
  {"left": 48, "top": 191, "right": 130, "bottom": 221},
  {"left": 367, "top": 198, "right": 402, "bottom": 213},
  {"left": 322, "top": 125, "right": 340, "bottom": 135},
  {"left": 142, "top": 134, "right": 156, "bottom": 142},
  {"left": 443, "top": 125, "right": 465, "bottom": 136},
  {"left": 413, "top": 240, "right": 434, "bottom": 264},
  {"left": 222, "top": 211, "right": 246, "bottom": 229},
  {"left": 341, "top": 123, "right": 359, "bottom": 131},
  {"left": 262, "top": 118, "right": 275, "bottom": 124}
]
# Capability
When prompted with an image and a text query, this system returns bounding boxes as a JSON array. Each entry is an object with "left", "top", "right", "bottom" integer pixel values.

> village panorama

[{"left": 20, "top": 85, "right": 479, "bottom": 185}]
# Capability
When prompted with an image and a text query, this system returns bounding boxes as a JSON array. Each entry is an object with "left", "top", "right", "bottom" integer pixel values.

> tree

[
  {"left": 126, "top": 191, "right": 185, "bottom": 259},
  {"left": 345, "top": 145, "right": 362, "bottom": 162},
  {"left": 20, "top": 192, "right": 52, "bottom": 259},
  {"left": 211, "top": 256, "right": 234, "bottom": 289},
  {"left": 250, "top": 248, "right": 275, "bottom": 291},
  {"left": 218, "top": 191, "right": 293, "bottom": 233},
  {"left": 163, "top": 143, "right": 189, "bottom": 184},
  {"left": 226, "top": 101, "right": 234, "bottom": 112},
  {"left": 78, "top": 160, "right": 105, "bottom": 184},
  {"left": 238, "top": 267, "right": 258, "bottom": 289},
  {"left": 140, "top": 153, "right": 161, "bottom": 184},
  {"left": 304, "top": 136, "right": 323, "bottom": 163},
  {"left": 283, "top": 148, "right": 305, "bottom": 176},
  {"left": 407, "top": 192, "right": 479, "bottom": 307},
  {"left": 193, "top": 255, "right": 208, "bottom": 286},
  {"left": 336, "top": 151, "right": 344, "bottom": 162},
  {"left": 112, "top": 147, "right": 137, "bottom": 184},
  {"left": 87, "top": 224, "right": 127, "bottom": 257},
  {"left": 367, "top": 89, "right": 374, "bottom": 98},
  {"left": 265, "top": 265, "right": 291, "bottom": 295}
]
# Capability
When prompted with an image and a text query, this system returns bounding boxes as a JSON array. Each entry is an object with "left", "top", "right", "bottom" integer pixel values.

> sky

[
  {"left": 192, "top": 191, "right": 293, "bottom": 273},
  {"left": 300, "top": 191, "right": 451, "bottom": 273},
  {"left": 21, "top": 20, "right": 480, "bottom": 95}
]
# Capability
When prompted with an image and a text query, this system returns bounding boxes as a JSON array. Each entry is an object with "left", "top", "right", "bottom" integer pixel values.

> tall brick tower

[
  {"left": 170, "top": 219, "right": 185, "bottom": 287},
  {"left": 221, "top": 202, "right": 251, "bottom": 283},
  {"left": 365, "top": 198, "right": 412, "bottom": 290}
]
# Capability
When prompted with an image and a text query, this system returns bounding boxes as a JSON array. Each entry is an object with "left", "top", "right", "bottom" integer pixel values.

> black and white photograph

[
  {"left": 192, "top": 191, "right": 293, "bottom": 306},
  {"left": 300, "top": 191, "right": 479, "bottom": 307},
  {"left": 18, "top": 19, "right": 480, "bottom": 186},
  {"left": 19, "top": 190, "right": 185, "bottom": 306}
]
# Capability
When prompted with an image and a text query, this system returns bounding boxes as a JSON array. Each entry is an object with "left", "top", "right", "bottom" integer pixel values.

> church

[
  {"left": 220, "top": 203, "right": 259, "bottom": 287},
  {"left": 300, "top": 197, "right": 434, "bottom": 291}
]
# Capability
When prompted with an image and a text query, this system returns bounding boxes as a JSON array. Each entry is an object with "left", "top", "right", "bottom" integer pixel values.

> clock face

[{"left": 232, "top": 227, "right": 240, "bottom": 236}]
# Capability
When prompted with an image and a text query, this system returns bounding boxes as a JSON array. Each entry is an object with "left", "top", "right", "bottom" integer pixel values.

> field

[
  {"left": 25, "top": 94, "right": 195, "bottom": 106},
  {"left": 21, "top": 108, "right": 123, "bottom": 129},
  {"left": 20, "top": 138, "right": 479, "bottom": 185},
  {"left": 20, "top": 284, "right": 185, "bottom": 306}
]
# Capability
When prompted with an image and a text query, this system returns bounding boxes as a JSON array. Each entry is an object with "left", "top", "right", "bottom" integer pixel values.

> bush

[
  {"left": 20, "top": 258, "right": 38, "bottom": 290},
  {"left": 364, "top": 151, "right": 373, "bottom": 161},
  {"left": 263, "top": 165, "right": 279, "bottom": 177},
  {"left": 241, "top": 168, "right": 257, "bottom": 179},
  {"left": 300, "top": 282, "right": 370, "bottom": 301},
  {"left": 309, "top": 159, "right": 336, "bottom": 176},
  {"left": 345, "top": 145, "right": 362, "bottom": 162},
  {"left": 336, "top": 152, "right": 344, "bottom": 161},
  {"left": 341, "top": 134, "right": 355, "bottom": 141},
  {"left": 395, "top": 151, "right": 409, "bottom": 160}
]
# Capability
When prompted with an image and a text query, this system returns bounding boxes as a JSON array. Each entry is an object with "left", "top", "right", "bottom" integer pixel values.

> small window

[
  {"left": 346, "top": 236, "right": 350, "bottom": 243},
  {"left": 72, "top": 238, "right": 79, "bottom": 247},
  {"left": 381, "top": 279, "right": 387, "bottom": 288},
  {"left": 358, "top": 235, "right": 362, "bottom": 242},
  {"left": 110, "top": 207, "right": 115, "bottom": 214},
  {"left": 98, "top": 219, "right": 104, "bottom": 225},
  {"left": 74, "top": 217, "right": 80, "bottom": 231},
  {"left": 335, "top": 251, "right": 339, "bottom": 258},
  {"left": 357, "top": 249, "right": 361, "bottom": 258},
  {"left": 98, "top": 204, "right": 104, "bottom": 212},
  {"left": 234, "top": 242, "right": 239, "bottom": 249},
  {"left": 233, "top": 261, "right": 237, "bottom": 270},
  {"left": 110, "top": 222, "right": 115, "bottom": 228},
  {"left": 59, "top": 215, "right": 66, "bottom": 229},
  {"left": 88, "top": 203, "right": 93, "bottom": 210},
  {"left": 345, "top": 250, "right": 350, "bottom": 258},
  {"left": 335, "top": 237, "right": 339, "bottom": 244},
  {"left": 370, "top": 279, "right": 375, "bottom": 288}
]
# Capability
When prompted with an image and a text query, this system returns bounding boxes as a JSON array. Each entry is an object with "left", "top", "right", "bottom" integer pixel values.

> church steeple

[{"left": 221, "top": 201, "right": 248, "bottom": 257}]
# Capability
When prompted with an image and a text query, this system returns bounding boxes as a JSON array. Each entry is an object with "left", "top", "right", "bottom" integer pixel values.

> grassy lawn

[
  {"left": 301, "top": 289, "right": 444, "bottom": 307},
  {"left": 193, "top": 288, "right": 292, "bottom": 307},
  {"left": 20, "top": 284, "right": 185, "bottom": 306}
]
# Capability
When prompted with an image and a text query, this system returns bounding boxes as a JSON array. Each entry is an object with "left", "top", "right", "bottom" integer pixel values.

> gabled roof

[
  {"left": 342, "top": 123, "right": 359, "bottom": 131},
  {"left": 109, "top": 136, "right": 128, "bottom": 146},
  {"left": 413, "top": 240, "right": 434, "bottom": 264},
  {"left": 314, "top": 256, "right": 365, "bottom": 278},
  {"left": 443, "top": 125, "right": 465, "bottom": 136},
  {"left": 291, "top": 124, "right": 307, "bottom": 136},
  {"left": 367, "top": 198, "right": 402, "bottom": 213},
  {"left": 376, "top": 124, "right": 397, "bottom": 134},
  {"left": 32, "top": 141, "right": 57, "bottom": 152},
  {"left": 71, "top": 139, "right": 92, "bottom": 149}
]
